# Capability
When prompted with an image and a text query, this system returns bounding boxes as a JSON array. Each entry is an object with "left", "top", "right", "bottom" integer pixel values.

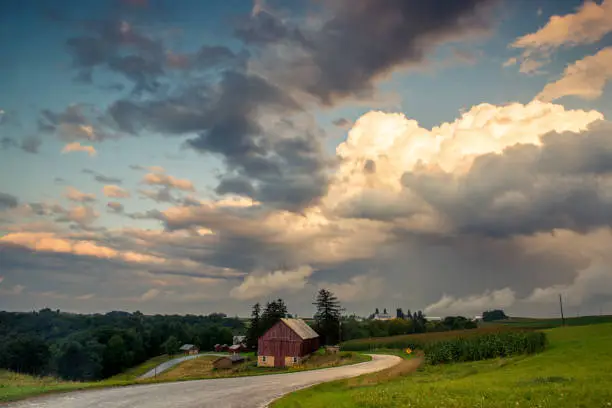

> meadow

[
  {"left": 273, "top": 323, "right": 612, "bottom": 408},
  {"left": 483, "top": 314, "right": 612, "bottom": 329}
]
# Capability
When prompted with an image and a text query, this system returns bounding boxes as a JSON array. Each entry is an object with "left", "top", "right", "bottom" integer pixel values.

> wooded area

[{"left": 0, "top": 309, "right": 244, "bottom": 381}]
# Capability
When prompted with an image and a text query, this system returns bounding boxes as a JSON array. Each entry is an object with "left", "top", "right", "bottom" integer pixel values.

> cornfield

[
  {"left": 341, "top": 327, "right": 547, "bottom": 364},
  {"left": 340, "top": 327, "right": 518, "bottom": 351},
  {"left": 424, "top": 331, "right": 547, "bottom": 364}
]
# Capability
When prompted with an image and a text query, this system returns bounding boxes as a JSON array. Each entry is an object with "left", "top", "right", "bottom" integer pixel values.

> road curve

[
  {"left": 5, "top": 354, "right": 400, "bottom": 408},
  {"left": 138, "top": 353, "right": 228, "bottom": 379}
]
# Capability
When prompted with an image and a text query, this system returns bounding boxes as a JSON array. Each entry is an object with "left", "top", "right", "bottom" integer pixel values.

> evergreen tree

[
  {"left": 313, "top": 289, "right": 342, "bottom": 345},
  {"left": 260, "top": 299, "right": 288, "bottom": 333},
  {"left": 396, "top": 308, "right": 405, "bottom": 319},
  {"left": 245, "top": 303, "right": 261, "bottom": 351}
]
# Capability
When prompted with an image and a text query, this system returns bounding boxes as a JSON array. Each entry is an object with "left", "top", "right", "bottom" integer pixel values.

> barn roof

[
  {"left": 281, "top": 318, "right": 319, "bottom": 340},
  {"left": 179, "top": 344, "right": 197, "bottom": 351}
]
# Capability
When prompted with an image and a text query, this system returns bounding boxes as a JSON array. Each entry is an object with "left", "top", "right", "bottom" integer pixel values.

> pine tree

[
  {"left": 260, "top": 299, "right": 288, "bottom": 333},
  {"left": 313, "top": 289, "right": 342, "bottom": 345},
  {"left": 245, "top": 303, "right": 261, "bottom": 351}
]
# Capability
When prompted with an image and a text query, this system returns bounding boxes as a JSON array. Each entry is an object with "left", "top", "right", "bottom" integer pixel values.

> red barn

[{"left": 257, "top": 318, "right": 320, "bottom": 368}]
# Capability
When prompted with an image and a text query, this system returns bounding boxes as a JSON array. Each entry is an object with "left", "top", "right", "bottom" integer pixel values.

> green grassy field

[
  {"left": 273, "top": 323, "right": 612, "bottom": 408},
  {"left": 483, "top": 315, "right": 612, "bottom": 329},
  {"left": 0, "top": 354, "right": 179, "bottom": 403}
]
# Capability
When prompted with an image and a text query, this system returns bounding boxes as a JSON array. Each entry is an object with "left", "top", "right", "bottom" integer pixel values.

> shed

[
  {"left": 179, "top": 344, "right": 199, "bottom": 355},
  {"left": 233, "top": 335, "right": 246, "bottom": 346},
  {"left": 213, "top": 354, "right": 246, "bottom": 369},
  {"left": 228, "top": 344, "right": 246, "bottom": 353},
  {"left": 257, "top": 318, "right": 319, "bottom": 368}
]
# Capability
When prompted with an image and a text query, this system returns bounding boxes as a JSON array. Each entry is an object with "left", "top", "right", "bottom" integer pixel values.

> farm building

[
  {"left": 179, "top": 344, "right": 199, "bottom": 355},
  {"left": 228, "top": 344, "right": 246, "bottom": 353},
  {"left": 233, "top": 335, "right": 246, "bottom": 346},
  {"left": 213, "top": 354, "right": 246, "bottom": 369},
  {"left": 257, "top": 318, "right": 320, "bottom": 368}
]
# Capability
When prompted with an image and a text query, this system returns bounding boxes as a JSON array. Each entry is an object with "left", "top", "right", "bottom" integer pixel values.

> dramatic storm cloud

[{"left": 2, "top": 0, "right": 612, "bottom": 317}]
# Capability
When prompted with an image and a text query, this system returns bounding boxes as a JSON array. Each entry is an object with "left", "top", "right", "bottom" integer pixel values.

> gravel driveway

[{"left": 4, "top": 354, "right": 400, "bottom": 408}]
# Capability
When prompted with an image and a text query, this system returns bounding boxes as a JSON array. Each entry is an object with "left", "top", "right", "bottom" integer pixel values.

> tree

[
  {"left": 0, "top": 334, "right": 50, "bottom": 375},
  {"left": 396, "top": 308, "right": 405, "bottom": 319},
  {"left": 260, "top": 299, "right": 288, "bottom": 333},
  {"left": 245, "top": 303, "right": 261, "bottom": 351},
  {"left": 161, "top": 335, "right": 181, "bottom": 356},
  {"left": 313, "top": 289, "right": 342, "bottom": 345},
  {"left": 482, "top": 309, "right": 508, "bottom": 322}
]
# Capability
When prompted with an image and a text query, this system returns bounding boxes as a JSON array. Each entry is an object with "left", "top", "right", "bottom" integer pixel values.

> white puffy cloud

[
  {"left": 140, "top": 288, "right": 161, "bottom": 301},
  {"left": 424, "top": 288, "right": 516, "bottom": 316},
  {"left": 142, "top": 171, "right": 195, "bottom": 191},
  {"left": 65, "top": 187, "right": 96, "bottom": 203},
  {"left": 536, "top": 47, "right": 612, "bottom": 102},
  {"left": 317, "top": 274, "right": 384, "bottom": 303},
  {"left": 61, "top": 142, "right": 97, "bottom": 156},
  {"left": 103, "top": 185, "right": 131, "bottom": 198},
  {"left": 508, "top": 0, "right": 612, "bottom": 73},
  {"left": 229, "top": 265, "right": 314, "bottom": 300}
]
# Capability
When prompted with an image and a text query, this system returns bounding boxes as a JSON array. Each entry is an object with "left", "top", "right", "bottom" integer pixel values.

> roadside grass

[
  {"left": 107, "top": 354, "right": 172, "bottom": 381},
  {"left": 0, "top": 351, "right": 370, "bottom": 403},
  {"left": 157, "top": 351, "right": 371, "bottom": 381},
  {"left": 272, "top": 323, "right": 612, "bottom": 408}
]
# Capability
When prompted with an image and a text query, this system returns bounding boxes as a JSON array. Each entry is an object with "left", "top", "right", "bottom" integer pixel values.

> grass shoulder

[
  {"left": 273, "top": 324, "right": 612, "bottom": 408},
  {"left": 0, "top": 350, "right": 369, "bottom": 403}
]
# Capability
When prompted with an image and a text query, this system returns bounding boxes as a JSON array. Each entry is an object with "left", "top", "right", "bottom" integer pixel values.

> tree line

[
  {"left": 245, "top": 292, "right": 482, "bottom": 348},
  {"left": 0, "top": 309, "right": 244, "bottom": 380}
]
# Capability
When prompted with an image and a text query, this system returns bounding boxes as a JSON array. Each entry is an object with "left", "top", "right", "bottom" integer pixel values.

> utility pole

[{"left": 559, "top": 294, "right": 565, "bottom": 326}]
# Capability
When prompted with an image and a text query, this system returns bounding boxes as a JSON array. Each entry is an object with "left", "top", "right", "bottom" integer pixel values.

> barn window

[
  {"left": 292, "top": 357, "right": 297, "bottom": 363},
  {"left": 262, "top": 356, "right": 266, "bottom": 362}
]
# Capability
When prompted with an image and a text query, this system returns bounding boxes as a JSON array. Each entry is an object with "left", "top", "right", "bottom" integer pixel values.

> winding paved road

[
  {"left": 138, "top": 353, "right": 228, "bottom": 379},
  {"left": 5, "top": 354, "right": 400, "bottom": 408}
]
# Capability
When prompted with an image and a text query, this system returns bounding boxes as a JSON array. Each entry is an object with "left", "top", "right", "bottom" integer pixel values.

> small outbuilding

[
  {"left": 228, "top": 344, "right": 246, "bottom": 354},
  {"left": 213, "top": 354, "right": 246, "bottom": 369},
  {"left": 257, "top": 318, "right": 319, "bottom": 368},
  {"left": 179, "top": 344, "right": 199, "bottom": 355},
  {"left": 233, "top": 335, "right": 246, "bottom": 346}
]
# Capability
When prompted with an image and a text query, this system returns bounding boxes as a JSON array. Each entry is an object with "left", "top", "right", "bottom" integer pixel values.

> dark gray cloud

[
  {"left": 0, "top": 192, "right": 19, "bottom": 209},
  {"left": 0, "top": 136, "right": 41, "bottom": 154},
  {"left": 82, "top": 168, "right": 123, "bottom": 184},
  {"left": 138, "top": 188, "right": 177, "bottom": 203},
  {"left": 401, "top": 121, "right": 612, "bottom": 238},
  {"left": 65, "top": 18, "right": 164, "bottom": 92},
  {"left": 107, "top": 201, "right": 124, "bottom": 213},
  {"left": 241, "top": 0, "right": 495, "bottom": 103},
  {"left": 108, "top": 71, "right": 330, "bottom": 210},
  {"left": 39, "top": 104, "right": 118, "bottom": 142},
  {"left": 332, "top": 118, "right": 352, "bottom": 128}
]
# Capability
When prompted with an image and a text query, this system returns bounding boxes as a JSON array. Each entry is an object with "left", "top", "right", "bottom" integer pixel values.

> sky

[{"left": 2, "top": 0, "right": 612, "bottom": 318}]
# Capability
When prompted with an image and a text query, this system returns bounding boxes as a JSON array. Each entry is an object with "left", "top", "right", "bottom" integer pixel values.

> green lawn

[{"left": 273, "top": 323, "right": 612, "bottom": 408}]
